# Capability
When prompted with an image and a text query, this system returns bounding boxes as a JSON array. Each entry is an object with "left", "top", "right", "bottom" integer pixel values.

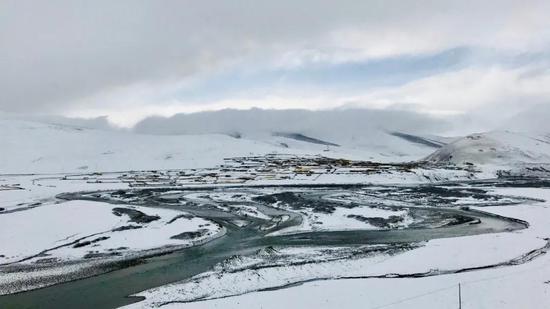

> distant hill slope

[
  {"left": 425, "top": 131, "right": 550, "bottom": 165},
  {"left": 0, "top": 119, "right": 285, "bottom": 174},
  {"left": 390, "top": 132, "right": 449, "bottom": 148},
  {"left": 0, "top": 117, "right": 447, "bottom": 174},
  {"left": 272, "top": 132, "right": 340, "bottom": 147},
  {"left": 132, "top": 108, "right": 451, "bottom": 161}
]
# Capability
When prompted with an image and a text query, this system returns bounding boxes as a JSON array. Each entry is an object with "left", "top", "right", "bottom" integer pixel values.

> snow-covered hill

[
  {"left": 425, "top": 131, "right": 550, "bottom": 166},
  {"left": 4, "top": 115, "right": 550, "bottom": 175},
  {"left": 0, "top": 118, "right": 442, "bottom": 174},
  {"left": 133, "top": 108, "right": 450, "bottom": 156},
  {"left": 0, "top": 119, "right": 285, "bottom": 174}
]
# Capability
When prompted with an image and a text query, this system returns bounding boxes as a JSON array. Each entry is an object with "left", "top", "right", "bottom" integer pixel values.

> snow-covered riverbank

[{"left": 128, "top": 187, "right": 550, "bottom": 309}]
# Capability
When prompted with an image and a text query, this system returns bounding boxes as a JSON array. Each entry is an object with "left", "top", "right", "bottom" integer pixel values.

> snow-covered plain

[
  {"left": 0, "top": 200, "right": 221, "bottom": 265},
  {"left": 287, "top": 206, "right": 410, "bottom": 234}
]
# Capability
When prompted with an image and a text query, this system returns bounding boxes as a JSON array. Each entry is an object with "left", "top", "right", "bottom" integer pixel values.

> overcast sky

[{"left": 1, "top": 0, "right": 549, "bottom": 127}]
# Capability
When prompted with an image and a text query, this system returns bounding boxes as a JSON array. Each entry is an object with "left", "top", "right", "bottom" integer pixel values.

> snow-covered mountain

[
  {"left": 0, "top": 118, "right": 443, "bottom": 174},
  {"left": 4, "top": 112, "right": 549, "bottom": 175},
  {"left": 425, "top": 131, "right": 550, "bottom": 166}
]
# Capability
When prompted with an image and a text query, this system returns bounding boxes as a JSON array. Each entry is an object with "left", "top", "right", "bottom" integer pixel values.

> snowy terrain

[
  {"left": 0, "top": 200, "right": 221, "bottom": 265},
  {"left": 0, "top": 119, "right": 280, "bottom": 174},
  {"left": 139, "top": 188, "right": 550, "bottom": 309},
  {"left": 2, "top": 116, "right": 550, "bottom": 309},
  {"left": 0, "top": 118, "right": 445, "bottom": 174},
  {"left": 426, "top": 131, "right": 550, "bottom": 166}
]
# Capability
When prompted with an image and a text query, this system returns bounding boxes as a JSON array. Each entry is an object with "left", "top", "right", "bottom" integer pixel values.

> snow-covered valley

[
  {"left": 4, "top": 1, "right": 550, "bottom": 307},
  {"left": 1, "top": 118, "right": 550, "bottom": 309}
]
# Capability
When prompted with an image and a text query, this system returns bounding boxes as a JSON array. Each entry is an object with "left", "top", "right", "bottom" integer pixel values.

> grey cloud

[
  {"left": 0, "top": 110, "right": 114, "bottom": 130},
  {"left": 501, "top": 103, "right": 550, "bottom": 133},
  {"left": 0, "top": 0, "right": 372, "bottom": 112},
  {"left": 1, "top": 0, "right": 549, "bottom": 115}
]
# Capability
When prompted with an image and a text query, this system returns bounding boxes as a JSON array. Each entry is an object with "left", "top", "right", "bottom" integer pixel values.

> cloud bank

[{"left": 1, "top": 0, "right": 549, "bottom": 128}]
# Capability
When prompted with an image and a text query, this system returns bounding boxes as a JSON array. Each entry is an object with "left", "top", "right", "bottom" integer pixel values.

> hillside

[
  {"left": 0, "top": 119, "right": 282, "bottom": 174},
  {"left": 425, "top": 131, "right": 550, "bottom": 166},
  {"left": 0, "top": 118, "right": 442, "bottom": 174}
]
